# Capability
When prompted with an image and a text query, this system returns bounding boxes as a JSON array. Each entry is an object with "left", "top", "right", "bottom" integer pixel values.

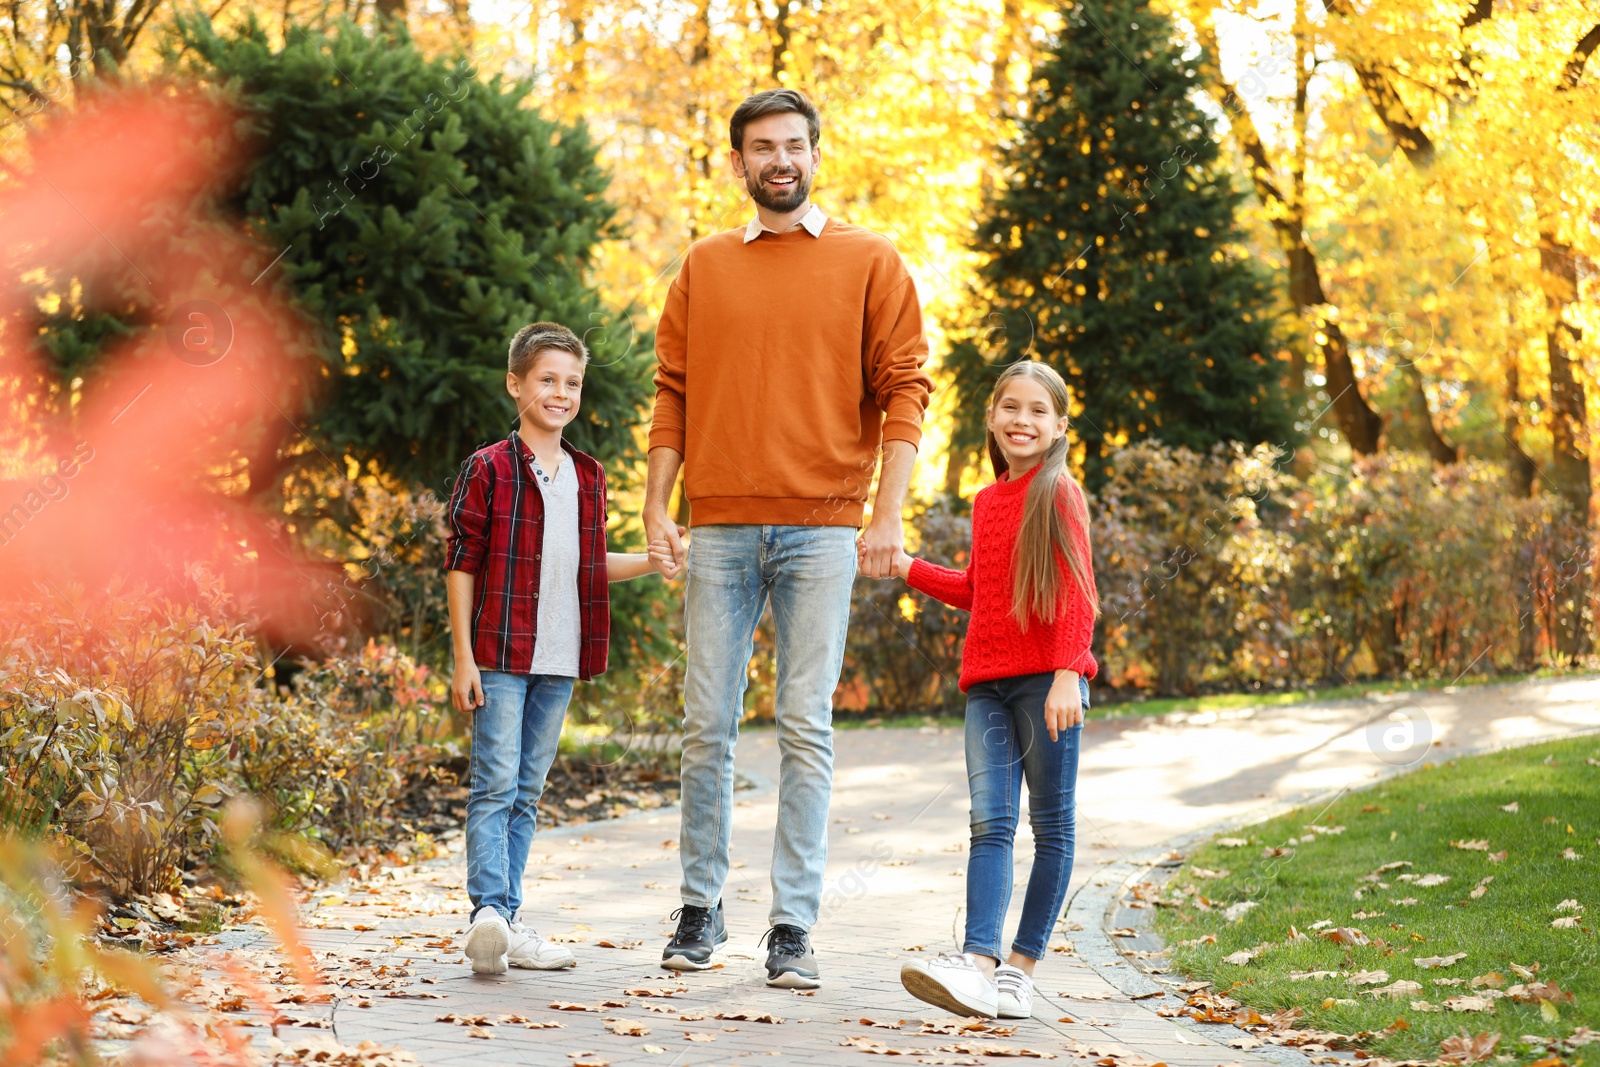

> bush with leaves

[{"left": 0, "top": 575, "right": 452, "bottom": 895}]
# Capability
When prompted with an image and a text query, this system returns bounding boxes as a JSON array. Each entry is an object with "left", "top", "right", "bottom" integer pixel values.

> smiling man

[{"left": 643, "top": 88, "right": 933, "bottom": 989}]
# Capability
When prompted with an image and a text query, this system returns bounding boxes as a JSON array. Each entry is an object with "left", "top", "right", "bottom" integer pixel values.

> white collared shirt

[{"left": 742, "top": 203, "right": 828, "bottom": 243}]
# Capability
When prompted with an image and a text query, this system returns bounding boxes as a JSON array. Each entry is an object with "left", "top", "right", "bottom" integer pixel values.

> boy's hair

[
  {"left": 729, "top": 89, "right": 821, "bottom": 153},
  {"left": 508, "top": 321, "right": 589, "bottom": 377}
]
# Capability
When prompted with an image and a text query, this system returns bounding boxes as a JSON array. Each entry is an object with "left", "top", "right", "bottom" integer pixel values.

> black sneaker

[
  {"left": 661, "top": 901, "right": 727, "bottom": 971},
  {"left": 760, "top": 923, "right": 820, "bottom": 989}
]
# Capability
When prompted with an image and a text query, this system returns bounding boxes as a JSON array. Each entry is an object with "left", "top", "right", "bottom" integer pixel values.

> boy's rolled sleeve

[{"left": 443, "top": 454, "right": 492, "bottom": 574}]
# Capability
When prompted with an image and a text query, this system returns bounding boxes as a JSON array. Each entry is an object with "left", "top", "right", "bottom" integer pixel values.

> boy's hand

[
  {"left": 649, "top": 525, "right": 688, "bottom": 579},
  {"left": 1043, "top": 670, "right": 1083, "bottom": 741},
  {"left": 451, "top": 660, "right": 485, "bottom": 714},
  {"left": 645, "top": 507, "right": 686, "bottom": 577}
]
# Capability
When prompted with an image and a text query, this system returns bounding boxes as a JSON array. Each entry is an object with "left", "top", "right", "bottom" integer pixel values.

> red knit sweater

[{"left": 907, "top": 463, "right": 1098, "bottom": 692}]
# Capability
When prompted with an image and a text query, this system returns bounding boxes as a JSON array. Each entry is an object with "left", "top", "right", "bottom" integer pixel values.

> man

[{"left": 643, "top": 88, "right": 933, "bottom": 989}]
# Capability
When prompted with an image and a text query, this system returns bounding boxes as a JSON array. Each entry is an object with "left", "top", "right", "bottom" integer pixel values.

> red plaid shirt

[{"left": 443, "top": 431, "right": 610, "bottom": 678}]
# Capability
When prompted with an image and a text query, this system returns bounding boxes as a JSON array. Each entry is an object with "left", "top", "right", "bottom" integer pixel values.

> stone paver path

[{"left": 265, "top": 676, "right": 1600, "bottom": 1067}]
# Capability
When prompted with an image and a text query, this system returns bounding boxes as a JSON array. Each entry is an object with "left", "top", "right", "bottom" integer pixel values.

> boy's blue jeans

[
  {"left": 962, "top": 671, "right": 1089, "bottom": 961},
  {"left": 678, "top": 524, "right": 857, "bottom": 932},
  {"left": 466, "top": 671, "right": 575, "bottom": 924}
]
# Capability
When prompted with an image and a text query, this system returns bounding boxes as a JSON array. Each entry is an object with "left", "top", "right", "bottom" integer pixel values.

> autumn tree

[
  {"left": 945, "top": 0, "right": 1295, "bottom": 490},
  {"left": 174, "top": 14, "right": 653, "bottom": 493}
]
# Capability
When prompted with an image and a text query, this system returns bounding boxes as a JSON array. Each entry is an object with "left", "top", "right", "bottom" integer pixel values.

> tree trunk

[
  {"left": 1403, "top": 362, "right": 1460, "bottom": 465},
  {"left": 1196, "top": 23, "right": 1384, "bottom": 455},
  {"left": 766, "top": 0, "right": 793, "bottom": 84},
  {"left": 374, "top": 0, "right": 406, "bottom": 27},
  {"left": 1538, "top": 234, "right": 1592, "bottom": 520}
]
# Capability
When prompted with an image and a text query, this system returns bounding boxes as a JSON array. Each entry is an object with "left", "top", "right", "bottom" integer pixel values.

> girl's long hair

[{"left": 984, "top": 361, "right": 1100, "bottom": 630}]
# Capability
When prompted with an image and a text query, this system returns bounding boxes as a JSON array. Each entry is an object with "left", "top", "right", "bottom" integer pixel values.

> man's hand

[
  {"left": 649, "top": 524, "right": 689, "bottom": 579},
  {"left": 451, "top": 659, "right": 485, "bottom": 714},
  {"left": 1043, "top": 670, "right": 1083, "bottom": 741},
  {"left": 857, "top": 513, "right": 904, "bottom": 579}
]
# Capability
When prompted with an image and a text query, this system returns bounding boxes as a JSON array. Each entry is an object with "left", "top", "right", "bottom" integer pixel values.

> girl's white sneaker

[
  {"left": 463, "top": 909, "right": 510, "bottom": 974},
  {"left": 900, "top": 952, "right": 999, "bottom": 1018},
  {"left": 507, "top": 922, "right": 577, "bottom": 970},
  {"left": 994, "top": 964, "right": 1034, "bottom": 1019}
]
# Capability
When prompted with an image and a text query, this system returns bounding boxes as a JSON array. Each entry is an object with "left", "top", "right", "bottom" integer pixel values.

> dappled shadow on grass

[{"left": 1154, "top": 734, "right": 1600, "bottom": 1063}]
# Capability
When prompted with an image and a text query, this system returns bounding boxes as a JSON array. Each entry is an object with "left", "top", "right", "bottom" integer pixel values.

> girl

[{"left": 892, "top": 360, "right": 1099, "bottom": 1020}]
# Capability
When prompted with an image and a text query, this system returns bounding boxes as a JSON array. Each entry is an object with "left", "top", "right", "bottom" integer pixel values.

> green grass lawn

[{"left": 1155, "top": 734, "right": 1600, "bottom": 1064}]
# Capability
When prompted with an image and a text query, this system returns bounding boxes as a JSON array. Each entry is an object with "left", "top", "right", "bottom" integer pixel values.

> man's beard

[{"left": 745, "top": 164, "right": 812, "bottom": 213}]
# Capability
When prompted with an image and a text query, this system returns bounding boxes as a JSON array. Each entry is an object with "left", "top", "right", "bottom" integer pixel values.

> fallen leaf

[
  {"left": 1551, "top": 916, "right": 1581, "bottom": 929},
  {"left": 1415, "top": 952, "right": 1469, "bottom": 968},
  {"left": 1289, "top": 970, "right": 1339, "bottom": 981},
  {"left": 1410, "top": 999, "right": 1442, "bottom": 1013},
  {"left": 1222, "top": 949, "right": 1257, "bottom": 966},
  {"left": 717, "top": 1011, "right": 782, "bottom": 1024},
  {"left": 1216, "top": 837, "right": 1248, "bottom": 847},
  {"left": 1451, "top": 840, "right": 1490, "bottom": 851},
  {"left": 1415, "top": 873, "right": 1451, "bottom": 887},
  {"left": 1487, "top": 851, "right": 1508, "bottom": 863},
  {"left": 1562, "top": 849, "right": 1583, "bottom": 861},
  {"left": 1349, "top": 970, "right": 1391, "bottom": 986},
  {"left": 1321, "top": 927, "right": 1369, "bottom": 945},
  {"left": 1365, "top": 980, "right": 1424, "bottom": 999},
  {"left": 605, "top": 1020, "right": 650, "bottom": 1036},
  {"left": 1556, "top": 899, "right": 1583, "bottom": 912},
  {"left": 1442, "top": 995, "right": 1496, "bottom": 1013},
  {"left": 1500, "top": 802, "right": 1519, "bottom": 813},
  {"left": 685, "top": 1032, "right": 716, "bottom": 1042},
  {"left": 1470, "top": 973, "right": 1505, "bottom": 989},
  {"left": 1438, "top": 1031, "right": 1499, "bottom": 1064}
]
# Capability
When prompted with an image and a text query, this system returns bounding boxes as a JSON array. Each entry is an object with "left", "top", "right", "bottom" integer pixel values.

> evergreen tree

[
  {"left": 946, "top": 0, "right": 1294, "bottom": 491},
  {"left": 175, "top": 16, "right": 652, "bottom": 491}
]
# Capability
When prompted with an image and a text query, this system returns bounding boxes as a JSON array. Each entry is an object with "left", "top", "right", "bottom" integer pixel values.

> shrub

[
  {"left": 841, "top": 500, "right": 970, "bottom": 717},
  {"left": 0, "top": 574, "right": 452, "bottom": 894}
]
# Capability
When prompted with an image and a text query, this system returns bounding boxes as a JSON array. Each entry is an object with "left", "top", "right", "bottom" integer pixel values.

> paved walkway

[{"left": 253, "top": 676, "right": 1600, "bottom": 1066}]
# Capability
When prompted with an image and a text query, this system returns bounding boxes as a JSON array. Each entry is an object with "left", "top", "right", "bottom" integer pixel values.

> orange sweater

[{"left": 649, "top": 219, "right": 934, "bottom": 527}]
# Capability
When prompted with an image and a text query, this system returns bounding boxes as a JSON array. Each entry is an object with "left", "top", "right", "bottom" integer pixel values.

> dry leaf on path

[{"left": 605, "top": 1020, "right": 650, "bottom": 1036}]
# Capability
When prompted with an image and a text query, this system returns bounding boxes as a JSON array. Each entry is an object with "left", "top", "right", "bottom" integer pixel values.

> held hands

[
  {"left": 1043, "top": 670, "right": 1083, "bottom": 741},
  {"left": 856, "top": 515, "right": 907, "bottom": 579},
  {"left": 451, "top": 659, "right": 485, "bottom": 714},
  {"left": 646, "top": 520, "right": 689, "bottom": 579},
  {"left": 858, "top": 540, "right": 915, "bottom": 580}
]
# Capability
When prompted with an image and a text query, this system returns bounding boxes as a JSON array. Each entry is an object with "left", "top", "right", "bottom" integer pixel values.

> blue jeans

[
  {"left": 678, "top": 524, "right": 856, "bottom": 931},
  {"left": 466, "top": 672, "right": 576, "bottom": 924},
  {"left": 963, "top": 671, "right": 1089, "bottom": 961}
]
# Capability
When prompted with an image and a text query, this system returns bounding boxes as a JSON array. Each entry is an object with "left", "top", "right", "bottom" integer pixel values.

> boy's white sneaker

[
  {"left": 994, "top": 964, "right": 1034, "bottom": 1019},
  {"left": 507, "top": 922, "right": 576, "bottom": 970},
  {"left": 899, "top": 952, "right": 999, "bottom": 1018},
  {"left": 464, "top": 909, "right": 510, "bottom": 974}
]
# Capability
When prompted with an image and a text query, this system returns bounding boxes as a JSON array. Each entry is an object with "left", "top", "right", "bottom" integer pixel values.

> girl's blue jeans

[{"left": 962, "top": 671, "right": 1088, "bottom": 961}]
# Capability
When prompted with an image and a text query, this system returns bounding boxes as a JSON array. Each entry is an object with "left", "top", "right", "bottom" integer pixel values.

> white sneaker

[
  {"left": 994, "top": 964, "right": 1034, "bottom": 1019},
  {"left": 507, "top": 922, "right": 576, "bottom": 970},
  {"left": 900, "top": 953, "right": 999, "bottom": 1018},
  {"left": 463, "top": 909, "right": 510, "bottom": 974}
]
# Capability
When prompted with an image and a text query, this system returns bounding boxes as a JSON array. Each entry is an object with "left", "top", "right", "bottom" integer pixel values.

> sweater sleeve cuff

[{"left": 882, "top": 415, "right": 923, "bottom": 449}]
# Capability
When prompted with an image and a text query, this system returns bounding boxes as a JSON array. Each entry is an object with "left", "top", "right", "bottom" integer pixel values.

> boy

[{"left": 444, "top": 321, "right": 667, "bottom": 974}]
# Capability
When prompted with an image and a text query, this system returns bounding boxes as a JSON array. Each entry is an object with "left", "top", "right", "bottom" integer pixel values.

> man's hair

[
  {"left": 729, "top": 89, "right": 821, "bottom": 153},
  {"left": 508, "top": 321, "right": 588, "bottom": 377}
]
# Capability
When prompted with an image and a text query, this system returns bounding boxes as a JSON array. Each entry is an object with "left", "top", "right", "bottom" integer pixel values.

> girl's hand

[
  {"left": 1043, "top": 670, "right": 1083, "bottom": 741},
  {"left": 893, "top": 548, "right": 915, "bottom": 579}
]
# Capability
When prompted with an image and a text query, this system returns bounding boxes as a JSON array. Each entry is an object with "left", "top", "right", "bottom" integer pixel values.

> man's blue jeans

[
  {"left": 466, "top": 671, "right": 575, "bottom": 924},
  {"left": 678, "top": 524, "right": 857, "bottom": 931},
  {"left": 962, "top": 671, "right": 1089, "bottom": 961}
]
